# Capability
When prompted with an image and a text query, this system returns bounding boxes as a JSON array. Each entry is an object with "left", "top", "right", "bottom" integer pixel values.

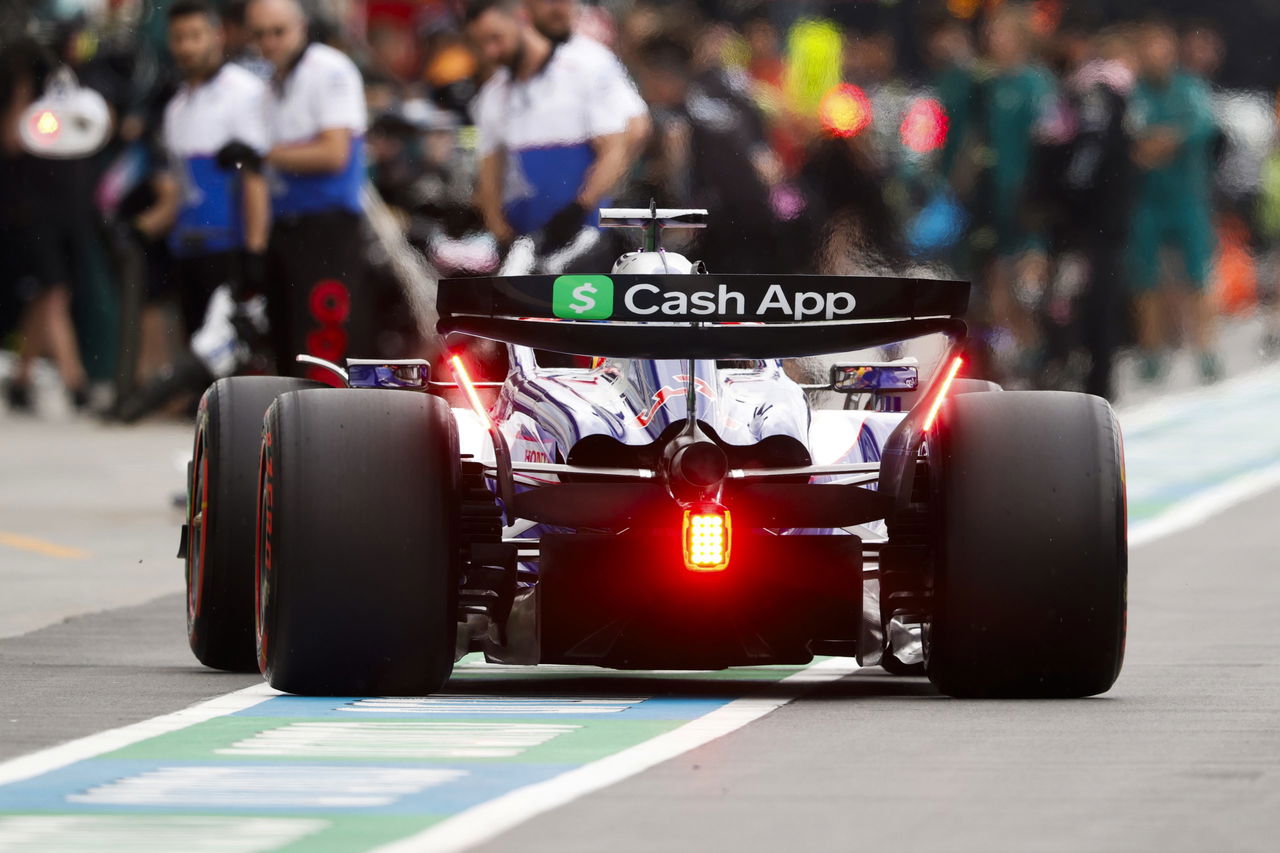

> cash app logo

[{"left": 552, "top": 274, "right": 614, "bottom": 320}]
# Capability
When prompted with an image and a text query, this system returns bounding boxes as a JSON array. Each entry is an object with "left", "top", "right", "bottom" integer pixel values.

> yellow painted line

[{"left": 0, "top": 531, "right": 90, "bottom": 559}]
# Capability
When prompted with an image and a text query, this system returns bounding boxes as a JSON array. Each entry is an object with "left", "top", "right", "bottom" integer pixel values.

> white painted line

[
  {"left": 68, "top": 766, "right": 465, "bottom": 808},
  {"left": 0, "top": 816, "right": 329, "bottom": 853},
  {"left": 216, "top": 721, "right": 578, "bottom": 759},
  {"left": 370, "top": 657, "right": 861, "bottom": 853},
  {"left": 1114, "top": 359, "right": 1280, "bottom": 547},
  {"left": 1129, "top": 460, "right": 1280, "bottom": 549},
  {"left": 0, "top": 683, "right": 278, "bottom": 788},
  {"left": 1116, "top": 361, "right": 1280, "bottom": 435}
]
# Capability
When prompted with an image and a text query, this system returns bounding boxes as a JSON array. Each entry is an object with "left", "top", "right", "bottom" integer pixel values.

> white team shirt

[
  {"left": 164, "top": 62, "right": 270, "bottom": 157},
  {"left": 263, "top": 41, "right": 367, "bottom": 145},
  {"left": 473, "top": 35, "right": 645, "bottom": 156},
  {"left": 262, "top": 42, "right": 367, "bottom": 216},
  {"left": 162, "top": 63, "right": 269, "bottom": 255},
  {"left": 472, "top": 35, "right": 646, "bottom": 233}
]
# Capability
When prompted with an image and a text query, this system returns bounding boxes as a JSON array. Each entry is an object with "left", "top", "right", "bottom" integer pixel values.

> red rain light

[
  {"left": 818, "top": 84, "right": 873, "bottom": 139},
  {"left": 900, "top": 97, "right": 949, "bottom": 154},
  {"left": 922, "top": 356, "right": 964, "bottom": 432},
  {"left": 30, "top": 110, "right": 60, "bottom": 142},
  {"left": 450, "top": 354, "right": 492, "bottom": 427},
  {"left": 683, "top": 509, "right": 730, "bottom": 572}
]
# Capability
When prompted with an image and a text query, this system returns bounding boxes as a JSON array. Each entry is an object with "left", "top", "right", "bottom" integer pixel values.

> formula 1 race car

[{"left": 181, "top": 208, "right": 1127, "bottom": 699}]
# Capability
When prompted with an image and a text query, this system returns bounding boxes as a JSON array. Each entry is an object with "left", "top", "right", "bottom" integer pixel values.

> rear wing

[
  {"left": 599, "top": 207, "right": 708, "bottom": 230},
  {"left": 437, "top": 273, "right": 969, "bottom": 359},
  {"left": 599, "top": 207, "right": 706, "bottom": 251}
]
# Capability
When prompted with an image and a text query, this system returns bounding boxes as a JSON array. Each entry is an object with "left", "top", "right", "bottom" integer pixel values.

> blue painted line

[
  {"left": 1120, "top": 366, "right": 1280, "bottom": 523},
  {"left": 0, "top": 759, "right": 578, "bottom": 816},
  {"left": 1129, "top": 452, "right": 1280, "bottom": 514}
]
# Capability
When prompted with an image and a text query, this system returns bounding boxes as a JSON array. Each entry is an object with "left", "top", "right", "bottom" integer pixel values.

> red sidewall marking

[
  {"left": 188, "top": 429, "right": 209, "bottom": 634},
  {"left": 254, "top": 429, "right": 274, "bottom": 674}
]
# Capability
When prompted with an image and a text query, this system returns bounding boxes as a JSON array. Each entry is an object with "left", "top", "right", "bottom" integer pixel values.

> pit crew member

[
  {"left": 134, "top": 0, "right": 271, "bottom": 337},
  {"left": 465, "top": 0, "right": 647, "bottom": 252},
  {"left": 232, "top": 0, "right": 367, "bottom": 378}
]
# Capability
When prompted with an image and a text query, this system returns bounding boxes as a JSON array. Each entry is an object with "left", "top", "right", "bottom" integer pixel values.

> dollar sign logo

[
  {"left": 569, "top": 282, "right": 598, "bottom": 314},
  {"left": 553, "top": 275, "right": 614, "bottom": 319}
]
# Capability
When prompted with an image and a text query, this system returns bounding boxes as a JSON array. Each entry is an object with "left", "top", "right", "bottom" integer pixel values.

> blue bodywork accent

[
  {"left": 832, "top": 364, "right": 919, "bottom": 392},
  {"left": 485, "top": 346, "right": 906, "bottom": 554},
  {"left": 494, "top": 354, "right": 812, "bottom": 451},
  {"left": 347, "top": 363, "right": 430, "bottom": 390}
]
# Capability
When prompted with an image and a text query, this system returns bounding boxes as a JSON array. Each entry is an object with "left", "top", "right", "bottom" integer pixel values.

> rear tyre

[
  {"left": 925, "top": 391, "right": 1126, "bottom": 698},
  {"left": 950, "top": 378, "right": 1003, "bottom": 395},
  {"left": 258, "top": 389, "right": 461, "bottom": 695},
  {"left": 187, "top": 376, "right": 323, "bottom": 671}
]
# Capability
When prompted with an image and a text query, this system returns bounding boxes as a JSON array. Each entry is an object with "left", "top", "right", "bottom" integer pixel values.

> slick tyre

[
  {"left": 950, "top": 378, "right": 1003, "bottom": 395},
  {"left": 257, "top": 389, "right": 461, "bottom": 695},
  {"left": 925, "top": 391, "right": 1126, "bottom": 698},
  {"left": 187, "top": 376, "right": 324, "bottom": 672}
]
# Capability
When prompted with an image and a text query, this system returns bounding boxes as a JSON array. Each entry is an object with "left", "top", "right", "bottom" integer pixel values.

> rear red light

[
  {"left": 683, "top": 509, "right": 730, "bottom": 572},
  {"left": 450, "top": 354, "right": 492, "bottom": 427},
  {"left": 922, "top": 356, "right": 963, "bottom": 432}
]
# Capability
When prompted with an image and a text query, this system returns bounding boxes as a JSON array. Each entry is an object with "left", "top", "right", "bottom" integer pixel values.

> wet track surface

[{"left": 1, "top": 356, "right": 1279, "bottom": 851}]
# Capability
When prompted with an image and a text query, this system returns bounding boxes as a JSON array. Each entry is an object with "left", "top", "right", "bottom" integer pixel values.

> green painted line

[
  {"left": 106, "top": 714, "right": 681, "bottom": 767},
  {"left": 0, "top": 661, "right": 825, "bottom": 852}
]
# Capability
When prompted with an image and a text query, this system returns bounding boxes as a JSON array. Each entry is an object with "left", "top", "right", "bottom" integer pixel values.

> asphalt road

[
  {"left": 474, "top": 485, "right": 1280, "bottom": 853},
  {"left": 1, "top": 344, "right": 1279, "bottom": 851},
  {"left": 0, "top": 486, "right": 1274, "bottom": 851}
]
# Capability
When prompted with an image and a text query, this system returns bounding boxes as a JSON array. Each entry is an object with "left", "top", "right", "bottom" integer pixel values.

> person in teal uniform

[
  {"left": 1128, "top": 18, "right": 1221, "bottom": 383},
  {"left": 965, "top": 4, "right": 1054, "bottom": 379},
  {"left": 926, "top": 16, "right": 975, "bottom": 191}
]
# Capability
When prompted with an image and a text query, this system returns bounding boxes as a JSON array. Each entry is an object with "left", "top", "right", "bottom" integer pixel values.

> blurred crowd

[{"left": 4, "top": 0, "right": 1280, "bottom": 417}]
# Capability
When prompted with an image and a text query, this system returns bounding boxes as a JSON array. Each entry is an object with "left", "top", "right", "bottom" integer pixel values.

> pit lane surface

[{"left": 1, "top": 360, "right": 1279, "bottom": 851}]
